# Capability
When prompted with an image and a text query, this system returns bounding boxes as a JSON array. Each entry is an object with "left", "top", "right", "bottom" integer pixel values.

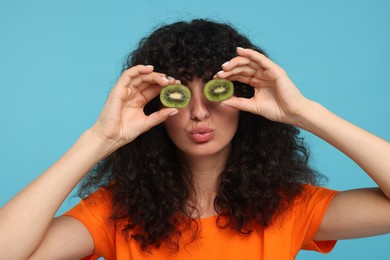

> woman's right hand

[{"left": 90, "top": 65, "right": 179, "bottom": 149}]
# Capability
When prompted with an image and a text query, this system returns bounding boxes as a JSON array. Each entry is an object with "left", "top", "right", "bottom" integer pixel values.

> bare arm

[
  {"left": 29, "top": 216, "right": 95, "bottom": 260},
  {"left": 296, "top": 101, "right": 390, "bottom": 240},
  {"left": 296, "top": 101, "right": 390, "bottom": 198},
  {"left": 0, "top": 65, "right": 179, "bottom": 259},
  {"left": 0, "top": 130, "right": 112, "bottom": 259}
]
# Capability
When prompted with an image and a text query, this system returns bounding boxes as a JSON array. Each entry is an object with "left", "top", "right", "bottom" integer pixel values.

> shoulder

[
  {"left": 81, "top": 187, "right": 113, "bottom": 206},
  {"left": 290, "top": 184, "right": 338, "bottom": 216},
  {"left": 274, "top": 184, "right": 339, "bottom": 235},
  {"left": 297, "top": 184, "right": 338, "bottom": 203},
  {"left": 65, "top": 187, "right": 114, "bottom": 224},
  {"left": 281, "top": 184, "right": 338, "bottom": 254},
  {"left": 272, "top": 184, "right": 338, "bottom": 230},
  {"left": 62, "top": 187, "right": 118, "bottom": 258}
]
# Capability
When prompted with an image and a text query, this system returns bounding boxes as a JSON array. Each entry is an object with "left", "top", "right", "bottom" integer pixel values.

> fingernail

[
  {"left": 216, "top": 70, "right": 224, "bottom": 75},
  {"left": 146, "top": 65, "right": 154, "bottom": 68},
  {"left": 236, "top": 47, "right": 244, "bottom": 50},
  {"left": 222, "top": 61, "right": 229, "bottom": 68},
  {"left": 169, "top": 110, "right": 179, "bottom": 116},
  {"left": 167, "top": 76, "right": 174, "bottom": 81},
  {"left": 162, "top": 76, "right": 169, "bottom": 82}
]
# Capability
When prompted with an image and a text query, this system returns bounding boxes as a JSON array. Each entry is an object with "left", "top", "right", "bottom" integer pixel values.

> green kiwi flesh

[
  {"left": 204, "top": 79, "right": 234, "bottom": 102},
  {"left": 160, "top": 84, "right": 191, "bottom": 108}
]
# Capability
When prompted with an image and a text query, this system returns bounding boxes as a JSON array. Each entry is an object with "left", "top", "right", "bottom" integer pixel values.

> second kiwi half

[{"left": 204, "top": 79, "right": 234, "bottom": 102}]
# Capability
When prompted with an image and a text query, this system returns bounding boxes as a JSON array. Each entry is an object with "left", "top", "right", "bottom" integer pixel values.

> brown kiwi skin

[
  {"left": 160, "top": 84, "right": 191, "bottom": 108},
  {"left": 203, "top": 79, "right": 234, "bottom": 102}
]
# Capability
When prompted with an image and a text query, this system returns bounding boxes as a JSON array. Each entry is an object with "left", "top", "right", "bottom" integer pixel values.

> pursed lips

[{"left": 189, "top": 125, "right": 214, "bottom": 143}]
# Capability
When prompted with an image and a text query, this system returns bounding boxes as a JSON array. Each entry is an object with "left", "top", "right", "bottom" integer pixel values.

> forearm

[
  {"left": 296, "top": 101, "right": 390, "bottom": 197},
  {"left": 0, "top": 129, "right": 117, "bottom": 259}
]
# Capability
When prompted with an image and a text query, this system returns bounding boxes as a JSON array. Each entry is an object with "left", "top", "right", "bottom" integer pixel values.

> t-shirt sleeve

[
  {"left": 63, "top": 188, "right": 116, "bottom": 260},
  {"left": 292, "top": 185, "right": 338, "bottom": 254}
]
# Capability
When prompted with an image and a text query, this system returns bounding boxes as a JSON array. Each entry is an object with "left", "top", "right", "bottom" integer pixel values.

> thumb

[{"left": 143, "top": 108, "right": 179, "bottom": 131}]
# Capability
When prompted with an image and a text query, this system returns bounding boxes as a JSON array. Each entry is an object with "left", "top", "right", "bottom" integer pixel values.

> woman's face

[{"left": 164, "top": 78, "right": 239, "bottom": 159}]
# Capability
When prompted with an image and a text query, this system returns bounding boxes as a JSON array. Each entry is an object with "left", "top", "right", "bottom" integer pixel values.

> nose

[{"left": 189, "top": 86, "right": 210, "bottom": 121}]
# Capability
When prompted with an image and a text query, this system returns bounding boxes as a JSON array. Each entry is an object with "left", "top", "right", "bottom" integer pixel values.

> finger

[
  {"left": 130, "top": 73, "right": 172, "bottom": 92},
  {"left": 217, "top": 74, "right": 253, "bottom": 85},
  {"left": 141, "top": 77, "right": 181, "bottom": 101},
  {"left": 109, "top": 72, "right": 169, "bottom": 104},
  {"left": 215, "top": 72, "right": 259, "bottom": 87},
  {"left": 215, "top": 66, "right": 257, "bottom": 79},
  {"left": 167, "top": 76, "right": 180, "bottom": 84},
  {"left": 235, "top": 48, "right": 279, "bottom": 70},
  {"left": 140, "top": 84, "right": 162, "bottom": 103},
  {"left": 220, "top": 57, "right": 259, "bottom": 72},
  {"left": 143, "top": 108, "right": 179, "bottom": 131},
  {"left": 220, "top": 96, "right": 257, "bottom": 114},
  {"left": 116, "top": 65, "right": 156, "bottom": 89},
  {"left": 221, "top": 50, "right": 287, "bottom": 83},
  {"left": 116, "top": 66, "right": 173, "bottom": 94}
]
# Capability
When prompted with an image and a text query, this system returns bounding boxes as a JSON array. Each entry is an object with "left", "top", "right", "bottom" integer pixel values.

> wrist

[
  {"left": 82, "top": 128, "right": 122, "bottom": 159},
  {"left": 291, "top": 100, "right": 324, "bottom": 131}
]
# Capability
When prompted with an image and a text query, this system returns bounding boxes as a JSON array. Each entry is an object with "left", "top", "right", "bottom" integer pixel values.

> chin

[{"left": 180, "top": 141, "right": 231, "bottom": 158}]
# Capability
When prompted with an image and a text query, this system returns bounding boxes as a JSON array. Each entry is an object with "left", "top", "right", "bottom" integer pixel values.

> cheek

[
  {"left": 219, "top": 107, "right": 240, "bottom": 127},
  {"left": 164, "top": 112, "right": 187, "bottom": 137},
  {"left": 213, "top": 107, "right": 240, "bottom": 140},
  {"left": 164, "top": 119, "right": 178, "bottom": 136}
]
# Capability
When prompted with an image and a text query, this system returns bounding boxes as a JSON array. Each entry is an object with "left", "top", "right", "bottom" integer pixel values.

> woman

[{"left": 0, "top": 19, "right": 389, "bottom": 259}]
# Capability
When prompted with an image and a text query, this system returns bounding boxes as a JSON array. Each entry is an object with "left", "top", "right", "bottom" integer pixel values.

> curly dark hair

[{"left": 78, "top": 19, "right": 325, "bottom": 252}]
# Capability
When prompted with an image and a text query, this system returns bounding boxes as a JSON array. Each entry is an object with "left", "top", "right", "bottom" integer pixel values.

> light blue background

[{"left": 1, "top": 0, "right": 389, "bottom": 259}]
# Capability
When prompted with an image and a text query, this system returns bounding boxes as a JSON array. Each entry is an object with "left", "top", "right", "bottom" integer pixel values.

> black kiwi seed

[
  {"left": 204, "top": 79, "right": 234, "bottom": 102},
  {"left": 160, "top": 84, "right": 191, "bottom": 108}
]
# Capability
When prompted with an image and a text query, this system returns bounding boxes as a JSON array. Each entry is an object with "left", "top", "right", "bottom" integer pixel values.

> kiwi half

[
  {"left": 160, "top": 84, "right": 191, "bottom": 108},
  {"left": 204, "top": 79, "right": 234, "bottom": 102}
]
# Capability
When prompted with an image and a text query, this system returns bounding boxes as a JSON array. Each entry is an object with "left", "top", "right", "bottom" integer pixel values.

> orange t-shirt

[{"left": 64, "top": 185, "right": 338, "bottom": 260}]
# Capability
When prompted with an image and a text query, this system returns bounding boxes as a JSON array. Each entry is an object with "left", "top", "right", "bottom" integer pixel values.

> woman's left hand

[{"left": 215, "top": 47, "right": 310, "bottom": 125}]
